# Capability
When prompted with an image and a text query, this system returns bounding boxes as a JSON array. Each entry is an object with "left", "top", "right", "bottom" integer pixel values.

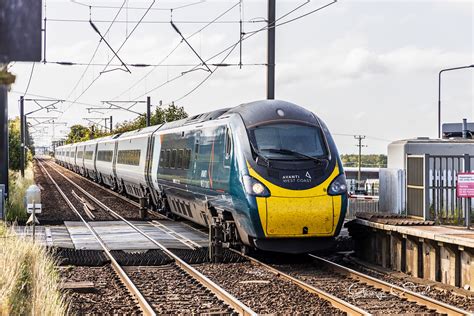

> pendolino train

[{"left": 55, "top": 100, "right": 348, "bottom": 253}]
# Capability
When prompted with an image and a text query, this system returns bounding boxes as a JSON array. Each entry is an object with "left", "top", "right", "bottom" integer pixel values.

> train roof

[{"left": 64, "top": 100, "right": 319, "bottom": 145}]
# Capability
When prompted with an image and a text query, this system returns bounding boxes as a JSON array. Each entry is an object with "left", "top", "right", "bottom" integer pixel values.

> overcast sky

[{"left": 7, "top": 0, "right": 474, "bottom": 153}]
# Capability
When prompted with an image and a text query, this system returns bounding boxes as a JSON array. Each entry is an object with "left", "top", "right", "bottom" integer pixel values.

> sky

[{"left": 6, "top": 0, "right": 474, "bottom": 154}]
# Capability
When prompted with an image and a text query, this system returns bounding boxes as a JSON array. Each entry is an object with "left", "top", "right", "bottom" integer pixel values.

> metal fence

[
  {"left": 405, "top": 154, "right": 474, "bottom": 226},
  {"left": 427, "top": 154, "right": 473, "bottom": 226},
  {"left": 346, "top": 196, "right": 379, "bottom": 219}
]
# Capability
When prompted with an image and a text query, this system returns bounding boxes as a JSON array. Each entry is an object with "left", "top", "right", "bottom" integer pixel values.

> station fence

[
  {"left": 427, "top": 154, "right": 473, "bottom": 226},
  {"left": 346, "top": 195, "right": 379, "bottom": 219}
]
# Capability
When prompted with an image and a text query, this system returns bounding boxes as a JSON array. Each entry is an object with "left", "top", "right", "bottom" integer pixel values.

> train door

[{"left": 192, "top": 130, "right": 201, "bottom": 183}]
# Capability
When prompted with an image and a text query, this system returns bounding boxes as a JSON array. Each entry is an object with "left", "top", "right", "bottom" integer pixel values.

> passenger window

[
  {"left": 159, "top": 150, "right": 165, "bottom": 167},
  {"left": 165, "top": 150, "right": 171, "bottom": 168},
  {"left": 177, "top": 149, "right": 184, "bottom": 169},
  {"left": 225, "top": 128, "right": 232, "bottom": 159},
  {"left": 183, "top": 149, "right": 191, "bottom": 170},
  {"left": 170, "top": 149, "right": 177, "bottom": 168},
  {"left": 194, "top": 142, "right": 199, "bottom": 159}
]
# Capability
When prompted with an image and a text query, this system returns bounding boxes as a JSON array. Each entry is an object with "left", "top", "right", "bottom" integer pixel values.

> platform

[
  {"left": 347, "top": 217, "right": 474, "bottom": 292},
  {"left": 15, "top": 220, "right": 209, "bottom": 250}
]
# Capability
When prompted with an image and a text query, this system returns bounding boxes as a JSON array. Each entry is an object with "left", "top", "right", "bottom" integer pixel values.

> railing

[
  {"left": 426, "top": 154, "right": 473, "bottom": 226},
  {"left": 346, "top": 195, "right": 379, "bottom": 219}
]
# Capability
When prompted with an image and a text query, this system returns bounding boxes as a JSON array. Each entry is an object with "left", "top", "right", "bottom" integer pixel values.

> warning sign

[{"left": 456, "top": 173, "right": 474, "bottom": 198}]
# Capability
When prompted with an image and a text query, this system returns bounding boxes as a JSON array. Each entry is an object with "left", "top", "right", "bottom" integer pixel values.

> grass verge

[
  {"left": 6, "top": 164, "right": 34, "bottom": 222},
  {"left": 0, "top": 226, "right": 68, "bottom": 315}
]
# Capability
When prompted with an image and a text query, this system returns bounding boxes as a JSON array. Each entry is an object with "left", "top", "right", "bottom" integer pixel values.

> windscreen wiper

[
  {"left": 249, "top": 142, "right": 270, "bottom": 167},
  {"left": 266, "top": 148, "right": 327, "bottom": 164}
]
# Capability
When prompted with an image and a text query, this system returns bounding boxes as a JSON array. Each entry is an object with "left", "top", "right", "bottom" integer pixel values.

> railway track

[
  {"left": 262, "top": 254, "right": 471, "bottom": 315},
  {"left": 37, "top": 158, "right": 253, "bottom": 315},
  {"left": 40, "top": 158, "right": 163, "bottom": 221},
  {"left": 38, "top": 158, "right": 472, "bottom": 315}
]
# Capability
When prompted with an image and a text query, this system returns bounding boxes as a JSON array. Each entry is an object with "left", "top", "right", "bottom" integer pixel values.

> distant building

[{"left": 343, "top": 167, "right": 380, "bottom": 195}]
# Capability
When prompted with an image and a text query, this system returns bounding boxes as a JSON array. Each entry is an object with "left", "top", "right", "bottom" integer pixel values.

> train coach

[{"left": 55, "top": 100, "right": 348, "bottom": 253}]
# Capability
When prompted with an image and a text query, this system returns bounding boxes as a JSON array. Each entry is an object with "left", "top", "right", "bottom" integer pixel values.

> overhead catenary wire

[
  {"left": 333, "top": 133, "right": 391, "bottom": 142},
  {"left": 46, "top": 18, "right": 266, "bottom": 24},
  {"left": 110, "top": 1, "right": 241, "bottom": 102},
  {"left": 23, "top": 62, "right": 36, "bottom": 97},
  {"left": 63, "top": 0, "right": 128, "bottom": 105},
  {"left": 169, "top": 37, "right": 241, "bottom": 106},
  {"left": 11, "top": 90, "right": 98, "bottom": 107},
  {"left": 47, "top": 61, "right": 266, "bottom": 67},
  {"left": 131, "top": 0, "right": 338, "bottom": 102},
  {"left": 59, "top": 0, "right": 337, "bottom": 120},
  {"left": 61, "top": 0, "right": 156, "bottom": 118},
  {"left": 70, "top": 0, "right": 205, "bottom": 11}
]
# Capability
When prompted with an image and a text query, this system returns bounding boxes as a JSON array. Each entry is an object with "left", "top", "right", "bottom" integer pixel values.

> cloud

[{"left": 279, "top": 45, "right": 472, "bottom": 87}]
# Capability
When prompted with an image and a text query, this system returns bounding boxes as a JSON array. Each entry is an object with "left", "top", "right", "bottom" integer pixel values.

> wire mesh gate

[{"left": 406, "top": 154, "right": 473, "bottom": 227}]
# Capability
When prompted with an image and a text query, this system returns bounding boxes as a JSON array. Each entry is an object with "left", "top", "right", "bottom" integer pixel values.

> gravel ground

[
  {"left": 272, "top": 262, "right": 440, "bottom": 315},
  {"left": 38, "top": 160, "right": 117, "bottom": 221},
  {"left": 126, "top": 265, "right": 235, "bottom": 314},
  {"left": 194, "top": 262, "right": 345, "bottom": 315},
  {"left": 34, "top": 161, "right": 81, "bottom": 223},
  {"left": 46, "top": 160, "right": 162, "bottom": 221},
  {"left": 335, "top": 255, "right": 474, "bottom": 312},
  {"left": 59, "top": 265, "right": 140, "bottom": 315}
]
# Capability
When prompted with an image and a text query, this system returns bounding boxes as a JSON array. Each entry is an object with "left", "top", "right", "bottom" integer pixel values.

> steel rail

[
  {"left": 50, "top": 161, "right": 203, "bottom": 251},
  {"left": 43, "top": 159, "right": 256, "bottom": 316},
  {"left": 36, "top": 159, "right": 156, "bottom": 316},
  {"left": 233, "top": 250, "right": 369, "bottom": 316},
  {"left": 309, "top": 255, "right": 472, "bottom": 316},
  {"left": 53, "top": 160, "right": 166, "bottom": 219}
]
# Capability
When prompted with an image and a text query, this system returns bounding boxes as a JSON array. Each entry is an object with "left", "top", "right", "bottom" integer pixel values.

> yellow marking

[{"left": 249, "top": 162, "right": 341, "bottom": 237}]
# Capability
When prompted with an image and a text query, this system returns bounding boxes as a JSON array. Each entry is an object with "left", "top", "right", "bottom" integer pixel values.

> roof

[
  {"left": 389, "top": 137, "right": 474, "bottom": 145},
  {"left": 344, "top": 167, "right": 380, "bottom": 173}
]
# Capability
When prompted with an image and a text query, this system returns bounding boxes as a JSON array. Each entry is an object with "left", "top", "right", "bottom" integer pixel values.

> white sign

[
  {"left": 27, "top": 203, "right": 42, "bottom": 214},
  {"left": 457, "top": 173, "right": 474, "bottom": 198}
]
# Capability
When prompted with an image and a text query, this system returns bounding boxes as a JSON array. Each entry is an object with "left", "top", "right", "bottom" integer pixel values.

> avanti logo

[{"left": 305, "top": 171, "right": 311, "bottom": 179}]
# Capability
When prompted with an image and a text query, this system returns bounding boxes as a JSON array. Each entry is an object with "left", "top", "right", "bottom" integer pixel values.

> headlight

[
  {"left": 328, "top": 174, "right": 347, "bottom": 195},
  {"left": 242, "top": 175, "right": 270, "bottom": 197}
]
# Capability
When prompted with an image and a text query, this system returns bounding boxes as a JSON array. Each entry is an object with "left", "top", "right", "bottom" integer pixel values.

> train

[{"left": 55, "top": 100, "right": 348, "bottom": 253}]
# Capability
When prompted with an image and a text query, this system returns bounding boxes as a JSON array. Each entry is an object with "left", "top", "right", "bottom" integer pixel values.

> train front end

[{"left": 229, "top": 100, "right": 347, "bottom": 253}]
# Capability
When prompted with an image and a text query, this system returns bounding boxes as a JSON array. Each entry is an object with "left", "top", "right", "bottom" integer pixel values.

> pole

[
  {"left": 437, "top": 64, "right": 474, "bottom": 139},
  {"left": 32, "top": 201, "right": 36, "bottom": 243},
  {"left": 146, "top": 96, "right": 151, "bottom": 127},
  {"left": 354, "top": 135, "right": 366, "bottom": 192},
  {"left": 0, "top": 85, "right": 8, "bottom": 202},
  {"left": 438, "top": 71, "right": 441, "bottom": 139},
  {"left": 20, "top": 96, "right": 25, "bottom": 177},
  {"left": 267, "top": 0, "right": 276, "bottom": 100},
  {"left": 109, "top": 115, "right": 113, "bottom": 133}
]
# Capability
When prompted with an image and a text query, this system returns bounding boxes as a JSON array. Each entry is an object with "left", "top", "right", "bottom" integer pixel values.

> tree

[
  {"left": 7, "top": 117, "right": 33, "bottom": 171},
  {"left": 65, "top": 125, "right": 91, "bottom": 144},
  {"left": 63, "top": 104, "right": 189, "bottom": 142},
  {"left": 8, "top": 118, "right": 21, "bottom": 170},
  {"left": 113, "top": 104, "right": 188, "bottom": 134},
  {"left": 340, "top": 154, "right": 387, "bottom": 168}
]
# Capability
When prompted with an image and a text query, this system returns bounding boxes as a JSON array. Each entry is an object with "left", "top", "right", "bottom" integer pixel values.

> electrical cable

[
  {"left": 61, "top": 0, "right": 336, "bottom": 119},
  {"left": 63, "top": 0, "right": 127, "bottom": 104},
  {"left": 70, "top": 0, "right": 205, "bottom": 11},
  {"left": 46, "top": 18, "right": 266, "bottom": 24},
  {"left": 11, "top": 90, "right": 98, "bottom": 107},
  {"left": 61, "top": 0, "right": 155, "bottom": 118},
  {"left": 170, "top": 40, "right": 240, "bottom": 105},
  {"left": 23, "top": 62, "right": 36, "bottom": 97},
  {"left": 110, "top": 1, "right": 241, "bottom": 101},
  {"left": 47, "top": 61, "right": 265, "bottom": 67},
  {"left": 133, "top": 0, "right": 337, "bottom": 102}
]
